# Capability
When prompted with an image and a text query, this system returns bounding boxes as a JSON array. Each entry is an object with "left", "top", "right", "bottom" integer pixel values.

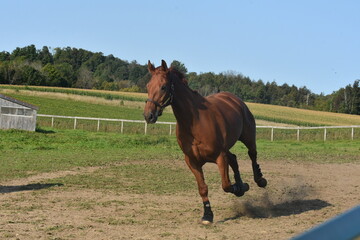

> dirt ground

[{"left": 1, "top": 160, "right": 359, "bottom": 240}]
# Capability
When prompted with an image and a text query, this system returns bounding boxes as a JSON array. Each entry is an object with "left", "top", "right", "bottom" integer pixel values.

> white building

[{"left": 0, "top": 94, "right": 39, "bottom": 131}]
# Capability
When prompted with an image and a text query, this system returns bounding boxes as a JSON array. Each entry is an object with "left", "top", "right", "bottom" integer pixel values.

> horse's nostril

[{"left": 145, "top": 112, "right": 155, "bottom": 123}]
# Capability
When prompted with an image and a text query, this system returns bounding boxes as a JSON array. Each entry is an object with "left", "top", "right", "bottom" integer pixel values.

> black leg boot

[{"left": 201, "top": 201, "right": 214, "bottom": 225}]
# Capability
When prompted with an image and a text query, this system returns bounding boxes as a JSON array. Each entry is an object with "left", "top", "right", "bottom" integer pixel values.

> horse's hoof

[
  {"left": 233, "top": 183, "right": 249, "bottom": 197},
  {"left": 201, "top": 215, "right": 213, "bottom": 225},
  {"left": 201, "top": 219, "right": 213, "bottom": 225},
  {"left": 256, "top": 177, "right": 267, "bottom": 188},
  {"left": 243, "top": 183, "right": 249, "bottom": 192}
]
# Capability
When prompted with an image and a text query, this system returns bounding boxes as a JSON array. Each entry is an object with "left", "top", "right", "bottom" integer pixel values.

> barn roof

[{"left": 0, "top": 94, "right": 39, "bottom": 111}]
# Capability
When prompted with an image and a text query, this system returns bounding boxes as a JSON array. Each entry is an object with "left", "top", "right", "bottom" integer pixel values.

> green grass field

[
  {"left": 0, "top": 129, "right": 180, "bottom": 181},
  {"left": 1, "top": 128, "right": 359, "bottom": 183}
]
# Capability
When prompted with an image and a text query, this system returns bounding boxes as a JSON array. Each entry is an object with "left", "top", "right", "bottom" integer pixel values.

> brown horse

[{"left": 144, "top": 60, "right": 267, "bottom": 224}]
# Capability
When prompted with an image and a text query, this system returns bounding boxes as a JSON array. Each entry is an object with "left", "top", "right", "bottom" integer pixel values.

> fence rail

[
  {"left": 256, "top": 125, "right": 360, "bottom": 141},
  {"left": 37, "top": 114, "right": 176, "bottom": 135},
  {"left": 37, "top": 114, "right": 360, "bottom": 141}
]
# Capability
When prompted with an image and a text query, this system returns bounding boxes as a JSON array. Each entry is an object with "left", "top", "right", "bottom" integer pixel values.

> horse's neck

[{"left": 171, "top": 82, "right": 204, "bottom": 128}]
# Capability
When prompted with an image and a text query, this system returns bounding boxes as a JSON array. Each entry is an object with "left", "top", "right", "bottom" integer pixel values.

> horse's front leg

[
  {"left": 184, "top": 155, "right": 213, "bottom": 225},
  {"left": 218, "top": 152, "right": 249, "bottom": 197}
]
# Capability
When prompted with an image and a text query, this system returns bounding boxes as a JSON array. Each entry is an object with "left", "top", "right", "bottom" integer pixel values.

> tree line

[{"left": 0, "top": 45, "right": 359, "bottom": 115}]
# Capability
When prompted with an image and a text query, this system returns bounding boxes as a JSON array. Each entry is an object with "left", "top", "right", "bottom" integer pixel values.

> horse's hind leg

[
  {"left": 227, "top": 152, "right": 241, "bottom": 184},
  {"left": 227, "top": 152, "right": 249, "bottom": 196},
  {"left": 248, "top": 147, "right": 267, "bottom": 187},
  {"left": 240, "top": 137, "right": 267, "bottom": 188},
  {"left": 217, "top": 152, "right": 249, "bottom": 197}
]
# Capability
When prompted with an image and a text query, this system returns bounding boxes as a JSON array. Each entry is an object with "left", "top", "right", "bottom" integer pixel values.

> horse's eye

[{"left": 161, "top": 85, "right": 167, "bottom": 91}]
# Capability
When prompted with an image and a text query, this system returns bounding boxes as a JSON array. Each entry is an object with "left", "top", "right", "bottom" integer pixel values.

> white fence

[
  {"left": 37, "top": 114, "right": 176, "bottom": 135},
  {"left": 37, "top": 114, "right": 360, "bottom": 141},
  {"left": 257, "top": 125, "right": 360, "bottom": 141}
]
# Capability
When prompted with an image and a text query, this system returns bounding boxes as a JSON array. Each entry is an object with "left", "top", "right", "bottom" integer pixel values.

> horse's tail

[{"left": 238, "top": 101, "right": 256, "bottom": 142}]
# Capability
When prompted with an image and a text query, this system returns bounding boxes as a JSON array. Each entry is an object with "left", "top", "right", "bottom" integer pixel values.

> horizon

[
  {"left": 1, "top": 0, "right": 359, "bottom": 95},
  {"left": 0, "top": 44, "right": 355, "bottom": 96}
]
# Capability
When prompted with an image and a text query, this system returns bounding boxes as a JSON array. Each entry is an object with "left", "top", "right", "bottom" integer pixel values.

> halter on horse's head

[{"left": 144, "top": 60, "right": 174, "bottom": 123}]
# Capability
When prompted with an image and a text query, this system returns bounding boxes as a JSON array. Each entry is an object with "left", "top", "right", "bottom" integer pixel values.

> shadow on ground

[
  {"left": 219, "top": 183, "right": 333, "bottom": 223},
  {"left": 0, "top": 183, "right": 63, "bottom": 194},
  {"left": 219, "top": 199, "right": 331, "bottom": 223}
]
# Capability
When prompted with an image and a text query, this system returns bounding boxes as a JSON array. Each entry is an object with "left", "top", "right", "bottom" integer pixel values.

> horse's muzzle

[{"left": 144, "top": 111, "right": 158, "bottom": 124}]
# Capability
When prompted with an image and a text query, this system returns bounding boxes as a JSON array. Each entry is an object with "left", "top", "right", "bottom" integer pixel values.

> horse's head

[{"left": 144, "top": 60, "right": 174, "bottom": 124}]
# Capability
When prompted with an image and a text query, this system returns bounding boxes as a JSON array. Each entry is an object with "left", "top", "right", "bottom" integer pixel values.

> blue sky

[{"left": 1, "top": 0, "right": 359, "bottom": 94}]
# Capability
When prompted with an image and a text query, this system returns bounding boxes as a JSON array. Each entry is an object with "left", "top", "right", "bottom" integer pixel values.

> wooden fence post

[
  {"left": 121, "top": 121, "right": 124, "bottom": 134},
  {"left": 271, "top": 127, "right": 274, "bottom": 141},
  {"left": 297, "top": 127, "right": 300, "bottom": 141},
  {"left": 324, "top": 128, "right": 327, "bottom": 141},
  {"left": 74, "top": 118, "right": 77, "bottom": 130},
  {"left": 351, "top": 127, "right": 354, "bottom": 140},
  {"left": 97, "top": 120, "right": 100, "bottom": 132},
  {"left": 144, "top": 122, "right": 147, "bottom": 134}
]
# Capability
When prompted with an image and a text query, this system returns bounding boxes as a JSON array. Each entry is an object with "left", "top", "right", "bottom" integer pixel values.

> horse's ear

[
  {"left": 148, "top": 60, "right": 155, "bottom": 73},
  {"left": 161, "top": 60, "right": 168, "bottom": 71}
]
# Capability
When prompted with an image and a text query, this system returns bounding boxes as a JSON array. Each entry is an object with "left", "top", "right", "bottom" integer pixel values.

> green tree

[
  {"left": 170, "top": 60, "right": 188, "bottom": 74},
  {"left": 352, "top": 80, "right": 360, "bottom": 114},
  {"left": 55, "top": 63, "right": 75, "bottom": 87},
  {"left": 128, "top": 60, "right": 147, "bottom": 84},
  {"left": 83, "top": 52, "right": 105, "bottom": 72},
  {"left": 1, "top": 58, "right": 24, "bottom": 84},
  {"left": 76, "top": 66, "right": 96, "bottom": 89},
  {"left": 21, "top": 65, "right": 46, "bottom": 85},
  {"left": 53, "top": 47, "right": 93, "bottom": 70},
  {"left": 42, "top": 63, "right": 67, "bottom": 86},
  {"left": 0, "top": 51, "right": 10, "bottom": 61},
  {"left": 38, "top": 46, "right": 53, "bottom": 65},
  {"left": 11, "top": 45, "right": 38, "bottom": 61}
]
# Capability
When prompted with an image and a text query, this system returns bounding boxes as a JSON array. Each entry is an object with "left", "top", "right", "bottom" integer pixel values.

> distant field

[
  {"left": 0, "top": 85, "right": 147, "bottom": 102},
  {"left": 248, "top": 102, "right": 360, "bottom": 126},
  {"left": 1, "top": 85, "right": 360, "bottom": 128}
]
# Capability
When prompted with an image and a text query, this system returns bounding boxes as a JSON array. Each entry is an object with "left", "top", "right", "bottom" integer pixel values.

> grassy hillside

[{"left": 1, "top": 85, "right": 360, "bottom": 126}]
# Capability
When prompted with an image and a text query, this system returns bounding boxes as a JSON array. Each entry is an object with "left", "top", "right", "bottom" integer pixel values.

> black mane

[
  {"left": 169, "top": 67, "right": 201, "bottom": 95},
  {"left": 169, "top": 67, "right": 187, "bottom": 85}
]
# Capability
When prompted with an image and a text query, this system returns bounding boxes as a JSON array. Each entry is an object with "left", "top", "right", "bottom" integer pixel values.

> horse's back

[
  {"left": 206, "top": 92, "right": 252, "bottom": 123},
  {"left": 209, "top": 91, "right": 255, "bottom": 126},
  {"left": 208, "top": 92, "right": 257, "bottom": 143},
  {"left": 204, "top": 92, "right": 255, "bottom": 145}
]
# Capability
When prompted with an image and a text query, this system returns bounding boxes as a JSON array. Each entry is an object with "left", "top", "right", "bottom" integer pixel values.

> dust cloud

[{"left": 232, "top": 178, "right": 330, "bottom": 219}]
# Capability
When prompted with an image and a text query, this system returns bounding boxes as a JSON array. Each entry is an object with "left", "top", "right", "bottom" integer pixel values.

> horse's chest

[
  {"left": 176, "top": 123, "right": 222, "bottom": 162},
  {"left": 179, "top": 138, "right": 218, "bottom": 163}
]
